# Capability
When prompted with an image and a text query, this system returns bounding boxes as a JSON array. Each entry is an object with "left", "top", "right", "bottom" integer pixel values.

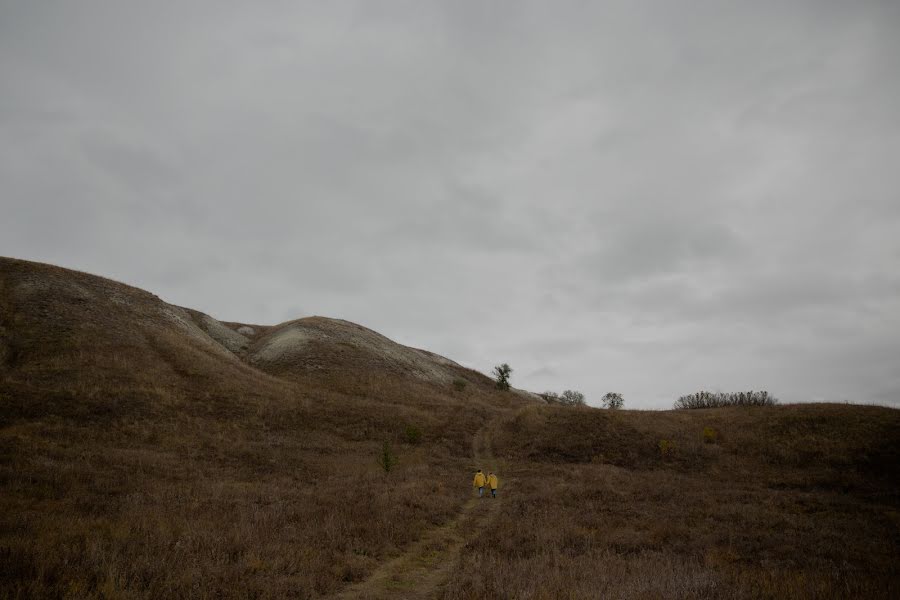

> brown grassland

[
  {"left": 1, "top": 257, "right": 899, "bottom": 599},
  {"left": 445, "top": 404, "right": 900, "bottom": 599}
]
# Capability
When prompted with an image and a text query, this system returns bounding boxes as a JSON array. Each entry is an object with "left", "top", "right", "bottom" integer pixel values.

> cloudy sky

[{"left": 2, "top": 1, "right": 899, "bottom": 408}]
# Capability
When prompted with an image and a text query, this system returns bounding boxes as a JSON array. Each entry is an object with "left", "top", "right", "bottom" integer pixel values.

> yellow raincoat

[
  {"left": 488, "top": 474, "right": 498, "bottom": 490},
  {"left": 473, "top": 472, "right": 486, "bottom": 487}
]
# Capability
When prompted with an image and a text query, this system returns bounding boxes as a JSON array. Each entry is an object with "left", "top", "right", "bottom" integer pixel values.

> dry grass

[
  {"left": 0, "top": 370, "right": 496, "bottom": 598},
  {"left": 441, "top": 403, "right": 900, "bottom": 599},
  {"left": 0, "top": 258, "right": 524, "bottom": 598}
]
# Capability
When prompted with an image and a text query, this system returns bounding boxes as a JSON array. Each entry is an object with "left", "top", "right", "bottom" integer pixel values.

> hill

[
  {"left": 447, "top": 403, "right": 900, "bottom": 598},
  {"left": 1, "top": 257, "right": 899, "bottom": 599}
]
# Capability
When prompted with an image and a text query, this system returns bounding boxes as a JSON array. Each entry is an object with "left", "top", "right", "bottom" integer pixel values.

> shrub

[
  {"left": 702, "top": 426, "right": 718, "bottom": 444},
  {"left": 378, "top": 441, "right": 398, "bottom": 473},
  {"left": 404, "top": 425, "right": 422, "bottom": 445},
  {"left": 674, "top": 390, "right": 778, "bottom": 409},
  {"left": 541, "top": 391, "right": 561, "bottom": 403},
  {"left": 541, "top": 390, "right": 586, "bottom": 406},
  {"left": 560, "top": 390, "right": 586, "bottom": 406},
  {"left": 452, "top": 379, "right": 467, "bottom": 392},
  {"left": 601, "top": 392, "right": 624, "bottom": 409},
  {"left": 492, "top": 363, "right": 512, "bottom": 391},
  {"left": 658, "top": 439, "right": 674, "bottom": 456}
]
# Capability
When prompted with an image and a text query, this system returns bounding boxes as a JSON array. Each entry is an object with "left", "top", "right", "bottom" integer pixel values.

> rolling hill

[{"left": 1, "top": 257, "right": 898, "bottom": 599}]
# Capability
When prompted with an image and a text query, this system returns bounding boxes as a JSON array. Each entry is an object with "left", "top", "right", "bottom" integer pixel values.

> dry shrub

[
  {"left": 404, "top": 424, "right": 423, "bottom": 445},
  {"left": 675, "top": 390, "right": 778, "bottom": 409},
  {"left": 659, "top": 438, "right": 674, "bottom": 456}
]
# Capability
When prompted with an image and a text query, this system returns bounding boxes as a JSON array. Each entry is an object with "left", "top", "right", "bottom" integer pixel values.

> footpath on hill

[{"left": 331, "top": 412, "right": 517, "bottom": 600}]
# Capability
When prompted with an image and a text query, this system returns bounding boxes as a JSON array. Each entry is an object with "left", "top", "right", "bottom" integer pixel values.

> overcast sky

[{"left": 2, "top": 1, "right": 899, "bottom": 408}]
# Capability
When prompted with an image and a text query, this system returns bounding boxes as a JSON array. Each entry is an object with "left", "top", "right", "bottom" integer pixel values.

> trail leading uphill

[{"left": 331, "top": 410, "right": 517, "bottom": 600}]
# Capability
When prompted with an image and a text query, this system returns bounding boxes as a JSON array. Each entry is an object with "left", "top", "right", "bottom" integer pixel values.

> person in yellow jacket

[
  {"left": 473, "top": 469, "right": 486, "bottom": 497},
  {"left": 487, "top": 472, "right": 498, "bottom": 498}
]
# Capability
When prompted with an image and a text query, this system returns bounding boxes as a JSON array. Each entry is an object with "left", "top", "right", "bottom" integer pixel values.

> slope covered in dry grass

[
  {"left": 444, "top": 403, "right": 900, "bottom": 599},
  {"left": 0, "top": 257, "right": 528, "bottom": 598},
  {"left": 1, "top": 257, "right": 899, "bottom": 599}
]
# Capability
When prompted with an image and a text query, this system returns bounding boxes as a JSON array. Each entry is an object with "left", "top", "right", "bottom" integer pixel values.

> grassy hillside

[
  {"left": 445, "top": 404, "right": 900, "bottom": 599},
  {"left": 1, "top": 257, "right": 899, "bottom": 599},
  {"left": 0, "top": 258, "right": 527, "bottom": 598}
]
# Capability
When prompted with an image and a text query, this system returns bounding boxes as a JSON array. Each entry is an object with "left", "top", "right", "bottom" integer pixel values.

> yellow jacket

[
  {"left": 488, "top": 474, "right": 498, "bottom": 489},
  {"left": 473, "top": 472, "right": 486, "bottom": 487}
]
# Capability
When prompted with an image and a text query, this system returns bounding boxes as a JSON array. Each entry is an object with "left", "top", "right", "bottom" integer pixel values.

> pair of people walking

[{"left": 473, "top": 469, "right": 498, "bottom": 498}]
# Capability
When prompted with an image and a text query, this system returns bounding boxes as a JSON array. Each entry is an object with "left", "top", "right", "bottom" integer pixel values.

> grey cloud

[
  {"left": 528, "top": 366, "right": 559, "bottom": 380},
  {"left": 79, "top": 133, "right": 184, "bottom": 196},
  {"left": 572, "top": 220, "right": 745, "bottom": 285}
]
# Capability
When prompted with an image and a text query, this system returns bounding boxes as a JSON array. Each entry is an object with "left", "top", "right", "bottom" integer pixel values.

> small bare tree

[{"left": 492, "top": 363, "right": 512, "bottom": 391}]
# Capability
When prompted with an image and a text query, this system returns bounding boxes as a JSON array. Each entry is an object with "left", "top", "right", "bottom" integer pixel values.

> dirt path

[{"left": 331, "top": 416, "right": 509, "bottom": 600}]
